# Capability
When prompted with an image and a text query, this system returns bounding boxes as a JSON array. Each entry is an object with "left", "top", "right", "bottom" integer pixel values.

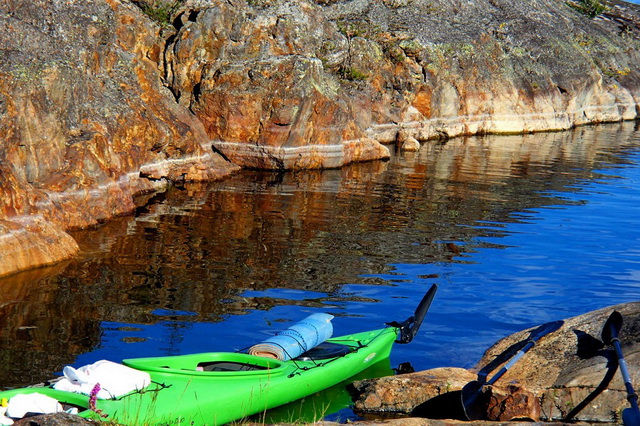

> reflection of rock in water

[{"left": 0, "top": 265, "right": 101, "bottom": 388}]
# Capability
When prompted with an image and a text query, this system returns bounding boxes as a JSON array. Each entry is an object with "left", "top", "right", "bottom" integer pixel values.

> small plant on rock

[
  {"left": 566, "top": 0, "right": 609, "bottom": 18},
  {"left": 339, "top": 66, "right": 368, "bottom": 81},
  {"left": 134, "top": 0, "right": 183, "bottom": 27}
]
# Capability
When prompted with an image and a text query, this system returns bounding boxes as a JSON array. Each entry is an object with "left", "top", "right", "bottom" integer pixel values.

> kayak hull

[{"left": 0, "top": 327, "right": 398, "bottom": 425}]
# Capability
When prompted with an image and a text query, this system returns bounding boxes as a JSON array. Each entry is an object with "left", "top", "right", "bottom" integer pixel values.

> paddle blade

[
  {"left": 623, "top": 406, "right": 640, "bottom": 426},
  {"left": 410, "top": 284, "right": 438, "bottom": 337},
  {"left": 461, "top": 380, "right": 490, "bottom": 420},
  {"left": 389, "top": 284, "right": 438, "bottom": 344},
  {"left": 602, "top": 311, "right": 623, "bottom": 345},
  {"left": 529, "top": 320, "right": 564, "bottom": 342}
]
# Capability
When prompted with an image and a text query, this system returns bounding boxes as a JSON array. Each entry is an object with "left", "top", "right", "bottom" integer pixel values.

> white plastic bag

[
  {"left": 6, "top": 393, "right": 62, "bottom": 418},
  {"left": 53, "top": 360, "right": 151, "bottom": 399}
]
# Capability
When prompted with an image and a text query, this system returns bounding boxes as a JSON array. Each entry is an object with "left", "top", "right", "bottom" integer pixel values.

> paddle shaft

[
  {"left": 612, "top": 337, "right": 640, "bottom": 411},
  {"left": 480, "top": 320, "right": 563, "bottom": 386},
  {"left": 460, "top": 320, "right": 563, "bottom": 421},
  {"left": 486, "top": 338, "right": 536, "bottom": 386}
]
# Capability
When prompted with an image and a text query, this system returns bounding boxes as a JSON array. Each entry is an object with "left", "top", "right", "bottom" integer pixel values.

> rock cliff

[
  {"left": 1, "top": 0, "right": 640, "bottom": 276},
  {"left": 160, "top": 0, "right": 640, "bottom": 152},
  {"left": 0, "top": 0, "right": 240, "bottom": 277}
]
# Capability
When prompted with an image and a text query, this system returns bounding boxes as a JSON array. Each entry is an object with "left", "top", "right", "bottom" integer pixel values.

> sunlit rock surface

[
  {"left": 164, "top": 0, "right": 640, "bottom": 155},
  {"left": 0, "top": 0, "right": 238, "bottom": 277},
  {"left": 164, "top": 0, "right": 391, "bottom": 169},
  {"left": 350, "top": 302, "right": 640, "bottom": 424},
  {"left": 1, "top": 0, "right": 640, "bottom": 276}
]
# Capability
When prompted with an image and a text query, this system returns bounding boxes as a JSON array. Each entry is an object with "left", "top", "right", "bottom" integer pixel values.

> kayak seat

[
  {"left": 196, "top": 361, "right": 270, "bottom": 372},
  {"left": 294, "top": 342, "right": 353, "bottom": 361}
]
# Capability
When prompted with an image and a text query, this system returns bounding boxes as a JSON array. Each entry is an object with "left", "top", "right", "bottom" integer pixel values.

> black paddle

[
  {"left": 602, "top": 311, "right": 640, "bottom": 426},
  {"left": 461, "top": 319, "right": 564, "bottom": 420},
  {"left": 387, "top": 284, "right": 438, "bottom": 344}
]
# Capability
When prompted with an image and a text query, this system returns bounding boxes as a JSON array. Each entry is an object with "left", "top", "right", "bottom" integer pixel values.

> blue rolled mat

[{"left": 248, "top": 313, "right": 334, "bottom": 361}]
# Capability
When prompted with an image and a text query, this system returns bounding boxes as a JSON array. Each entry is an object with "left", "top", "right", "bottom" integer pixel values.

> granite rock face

[
  {"left": 2, "top": 0, "right": 640, "bottom": 276},
  {"left": 163, "top": 0, "right": 391, "bottom": 169},
  {"left": 0, "top": 0, "right": 239, "bottom": 277},
  {"left": 162, "top": 0, "right": 640, "bottom": 156}
]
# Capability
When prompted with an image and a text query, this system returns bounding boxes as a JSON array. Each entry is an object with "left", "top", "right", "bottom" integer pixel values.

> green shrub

[
  {"left": 135, "top": 0, "right": 183, "bottom": 26},
  {"left": 567, "top": 0, "right": 609, "bottom": 18},
  {"left": 339, "top": 66, "right": 368, "bottom": 81}
]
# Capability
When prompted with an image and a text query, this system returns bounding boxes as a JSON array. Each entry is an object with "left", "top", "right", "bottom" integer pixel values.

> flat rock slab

[{"left": 352, "top": 367, "right": 476, "bottom": 415}]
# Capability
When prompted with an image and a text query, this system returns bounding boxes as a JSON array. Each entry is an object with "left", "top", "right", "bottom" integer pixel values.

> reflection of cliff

[
  {"left": 67, "top": 124, "right": 640, "bottom": 308},
  {"left": 0, "top": 266, "right": 101, "bottom": 387},
  {"left": 71, "top": 124, "right": 640, "bottom": 310}
]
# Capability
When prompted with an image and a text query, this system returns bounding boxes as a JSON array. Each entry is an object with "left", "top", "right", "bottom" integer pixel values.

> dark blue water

[{"left": 1, "top": 121, "right": 639, "bottom": 421}]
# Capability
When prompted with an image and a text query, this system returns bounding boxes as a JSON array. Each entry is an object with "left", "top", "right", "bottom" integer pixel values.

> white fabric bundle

[
  {"left": 53, "top": 360, "right": 151, "bottom": 399},
  {"left": 5, "top": 393, "right": 62, "bottom": 419}
]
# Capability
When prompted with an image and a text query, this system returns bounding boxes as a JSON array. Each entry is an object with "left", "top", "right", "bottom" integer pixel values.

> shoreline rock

[{"left": 350, "top": 302, "right": 640, "bottom": 424}]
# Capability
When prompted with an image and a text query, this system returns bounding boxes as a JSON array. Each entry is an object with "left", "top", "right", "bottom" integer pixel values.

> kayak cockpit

[
  {"left": 196, "top": 361, "right": 271, "bottom": 372},
  {"left": 123, "top": 340, "right": 361, "bottom": 377},
  {"left": 123, "top": 352, "right": 287, "bottom": 377}
]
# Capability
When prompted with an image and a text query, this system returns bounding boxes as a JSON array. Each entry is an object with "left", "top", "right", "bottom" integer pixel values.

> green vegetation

[
  {"left": 601, "top": 65, "right": 631, "bottom": 77},
  {"left": 336, "top": 19, "right": 380, "bottom": 39},
  {"left": 135, "top": 0, "right": 183, "bottom": 26},
  {"left": 338, "top": 66, "right": 368, "bottom": 81},
  {"left": 566, "top": 0, "right": 609, "bottom": 18}
]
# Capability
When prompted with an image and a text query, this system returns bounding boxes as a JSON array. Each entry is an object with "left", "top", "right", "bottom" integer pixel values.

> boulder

[
  {"left": 12, "top": 412, "right": 93, "bottom": 426},
  {"left": 352, "top": 367, "right": 476, "bottom": 415},
  {"left": 350, "top": 302, "right": 640, "bottom": 423},
  {"left": 0, "top": 218, "right": 79, "bottom": 276},
  {"left": 481, "top": 302, "right": 640, "bottom": 423}
]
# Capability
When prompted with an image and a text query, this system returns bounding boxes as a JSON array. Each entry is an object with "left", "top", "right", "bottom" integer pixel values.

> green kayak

[
  {"left": 0, "top": 328, "right": 394, "bottom": 425},
  {"left": 0, "top": 285, "right": 437, "bottom": 425}
]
